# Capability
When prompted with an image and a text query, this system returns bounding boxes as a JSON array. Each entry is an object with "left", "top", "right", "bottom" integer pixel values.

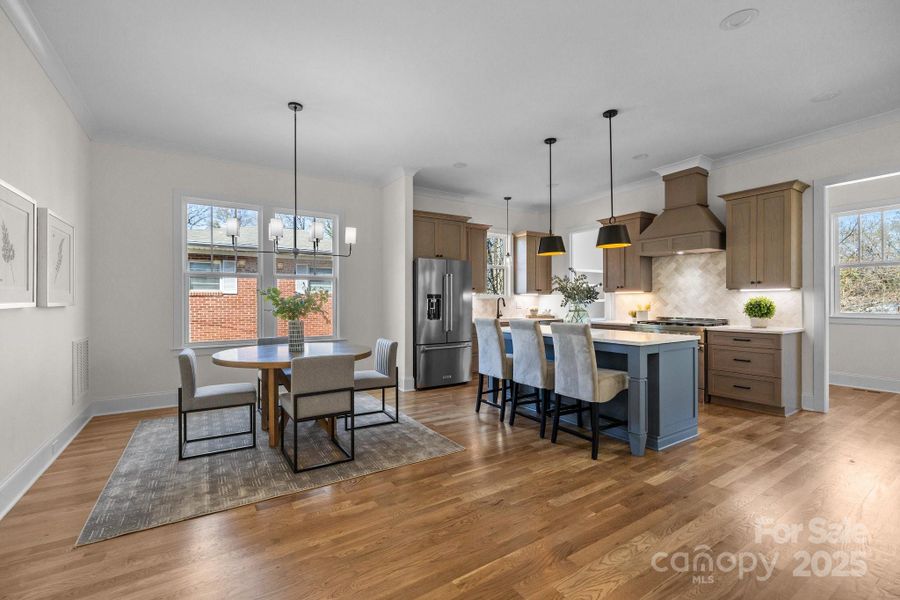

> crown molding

[
  {"left": 1, "top": 0, "right": 96, "bottom": 137},
  {"left": 652, "top": 155, "right": 713, "bottom": 177}
]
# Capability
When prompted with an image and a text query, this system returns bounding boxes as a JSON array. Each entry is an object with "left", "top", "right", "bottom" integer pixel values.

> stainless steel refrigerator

[{"left": 413, "top": 258, "right": 473, "bottom": 389}]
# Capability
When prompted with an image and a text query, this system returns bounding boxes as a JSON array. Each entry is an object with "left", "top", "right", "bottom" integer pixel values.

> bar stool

[
  {"left": 474, "top": 318, "right": 513, "bottom": 421},
  {"left": 550, "top": 323, "right": 629, "bottom": 460},
  {"left": 508, "top": 319, "right": 554, "bottom": 438}
]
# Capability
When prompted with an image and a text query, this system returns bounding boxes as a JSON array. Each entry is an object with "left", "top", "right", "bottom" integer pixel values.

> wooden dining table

[{"left": 211, "top": 341, "right": 371, "bottom": 447}]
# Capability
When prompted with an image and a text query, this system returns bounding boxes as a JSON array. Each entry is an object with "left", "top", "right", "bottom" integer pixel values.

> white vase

[
  {"left": 750, "top": 317, "right": 769, "bottom": 328},
  {"left": 288, "top": 320, "right": 304, "bottom": 352},
  {"left": 635, "top": 310, "right": 649, "bottom": 321}
]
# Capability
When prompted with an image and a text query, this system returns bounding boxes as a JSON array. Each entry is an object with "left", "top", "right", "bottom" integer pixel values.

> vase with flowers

[
  {"left": 259, "top": 287, "right": 331, "bottom": 352},
  {"left": 552, "top": 268, "right": 600, "bottom": 324}
]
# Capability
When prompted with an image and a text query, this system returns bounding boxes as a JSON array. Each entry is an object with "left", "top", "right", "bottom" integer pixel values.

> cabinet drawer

[
  {"left": 708, "top": 347, "right": 780, "bottom": 378},
  {"left": 709, "top": 371, "right": 780, "bottom": 407},
  {"left": 708, "top": 330, "right": 781, "bottom": 350}
]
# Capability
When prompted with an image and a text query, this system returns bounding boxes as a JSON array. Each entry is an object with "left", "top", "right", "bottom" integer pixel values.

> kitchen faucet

[{"left": 496, "top": 297, "right": 506, "bottom": 319}]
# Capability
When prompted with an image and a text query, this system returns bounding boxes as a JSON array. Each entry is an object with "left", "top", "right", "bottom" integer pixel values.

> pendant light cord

[
  {"left": 548, "top": 141, "right": 553, "bottom": 234},
  {"left": 293, "top": 107, "right": 298, "bottom": 253},
  {"left": 608, "top": 114, "right": 615, "bottom": 224}
]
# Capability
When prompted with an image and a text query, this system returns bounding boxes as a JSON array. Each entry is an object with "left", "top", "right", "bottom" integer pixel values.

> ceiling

[{"left": 22, "top": 0, "right": 900, "bottom": 207}]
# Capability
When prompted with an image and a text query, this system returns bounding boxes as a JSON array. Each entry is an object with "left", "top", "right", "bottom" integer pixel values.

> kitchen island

[{"left": 501, "top": 325, "right": 699, "bottom": 456}]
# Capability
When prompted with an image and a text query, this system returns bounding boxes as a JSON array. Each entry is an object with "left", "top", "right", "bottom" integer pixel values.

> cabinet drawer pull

[
  {"left": 732, "top": 338, "right": 752, "bottom": 342},
  {"left": 733, "top": 384, "right": 752, "bottom": 390},
  {"left": 733, "top": 358, "right": 752, "bottom": 363}
]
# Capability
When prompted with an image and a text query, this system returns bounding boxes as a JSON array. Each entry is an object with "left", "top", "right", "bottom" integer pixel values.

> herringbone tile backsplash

[{"left": 614, "top": 253, "right": 802, "bottom": 326}]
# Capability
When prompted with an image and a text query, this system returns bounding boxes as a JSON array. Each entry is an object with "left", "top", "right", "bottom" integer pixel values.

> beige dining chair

[
  {"left": 177, "top": 348, "right": 257, "bottom": 460},
  {"left": 347, "top": 338, "right": 399, "bottom": 430},
  {"left": 549, "top": 323, "right": 629, "bottom": 459},
  {"left": 280, "top": 354, "right": 355, "bottom": 473}
]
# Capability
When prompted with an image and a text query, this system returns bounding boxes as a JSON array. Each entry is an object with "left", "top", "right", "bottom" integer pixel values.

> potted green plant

[
  {"left": 743, "top": 296, "right": 776, "bottom": 328},
  {"left": 259, "top": 287, "right": 331, "bottom": 352},
  {"left": 552, "top": 268, "right": 600, "bottom": 324}
]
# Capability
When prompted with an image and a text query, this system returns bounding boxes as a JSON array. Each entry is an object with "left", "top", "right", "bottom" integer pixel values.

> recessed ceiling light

[
  {"left": 632, "top": 153, "right": 649, "bottom": 160},
  {"left": 453, "top": 162, "right": 467, "bottom": 168},
  {"left": 810, "top": 91, "right": 841, "bottom": 103},
  {"left": 720, "top": 8, "right": 759, "bottom": 30}
]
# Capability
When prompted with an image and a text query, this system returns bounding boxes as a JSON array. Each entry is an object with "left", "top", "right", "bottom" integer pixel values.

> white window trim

[
  {"left": 480, "top": 231, "right": 510, "bottom": 298},
  {"left": 173, "top": 193, "right": 341, "bottom": 349},
  {"left": 567, "top": 227, "right": 610, "bottom": 320},
  {"left": 830, "top": 201, "right": 900, "bottom": 321}
]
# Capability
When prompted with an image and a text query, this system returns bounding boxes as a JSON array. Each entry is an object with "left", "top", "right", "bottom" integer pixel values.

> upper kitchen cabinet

[
  {"left": 721, "top": 180, "right": 809, "bottom": 290},
  {"left": 413, "top": 210, "right": 470, "bottom": 260},
  {"left": 466, "top": 222, "right": 490, "bottom": 293},
  {"left": 513, "top": 231, "right": 553, "bottom": 294},
  {"left": 599, "top": 212, "right": 656, "bottom": 292}
]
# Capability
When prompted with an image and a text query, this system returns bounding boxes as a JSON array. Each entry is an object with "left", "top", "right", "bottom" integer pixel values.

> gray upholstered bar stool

[
  {"left": 279, "top": 354, "right": 355, "bottom": 473},
  {"left": 347, "top": 338, "right": 399, "bottom": 430},
  {"left": 474, "top": 318, "right": 513, "bottom": 421},
  {"left": 508, "top": 319, "right": 554, "bottom": 437},
  {"left": 177, "top": 349, "right": 257, "bottom": 460},
  {"left": 549, "top": 323, "right": 629, "bottom": 459}
]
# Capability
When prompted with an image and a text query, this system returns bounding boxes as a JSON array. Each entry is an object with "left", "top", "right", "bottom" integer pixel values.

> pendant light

[
  {"left": 537, "top": 138, "right": 566, "bottom": 256},
  {"left": 596, "top": 109, "right": 631, "bottom": 249},
  {"left": 504, "top": 196, "right": 512, "bottom": 266}
]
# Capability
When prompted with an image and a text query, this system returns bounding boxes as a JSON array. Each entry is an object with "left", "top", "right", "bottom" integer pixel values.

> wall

[
  {"left": 89, "top": 142, "right": 384, "bottom": 406},
  {"left": 827, "top": 172, "right": 900, "bottom": 392},
  {"left": 0, "top": 10, "right": 91, "bottom": 495},
  {"left": 383, "top": 175, "right": 415, "bottom": 388}
]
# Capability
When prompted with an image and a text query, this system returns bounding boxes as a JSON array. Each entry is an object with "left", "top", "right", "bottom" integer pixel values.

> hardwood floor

[{"left": 1, "top": 384, "right": 899, "bottom": 599}]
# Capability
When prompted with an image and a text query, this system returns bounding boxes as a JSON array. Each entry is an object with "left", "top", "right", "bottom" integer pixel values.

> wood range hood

[{"left": 638, "top": 156, "right": 725, "bottom": 256}]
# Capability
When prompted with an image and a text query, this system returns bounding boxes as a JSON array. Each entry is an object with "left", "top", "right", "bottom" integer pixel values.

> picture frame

[
  {"left": 0, "top": 178, "right": 37, "bottom": 309},
  {"left": 38, "top": 207, "right": 75, "bottom": 307}
]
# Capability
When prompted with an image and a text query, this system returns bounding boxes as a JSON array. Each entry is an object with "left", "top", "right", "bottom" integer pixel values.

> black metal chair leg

[
  {"left": 551, "top": 393, "right": 562, "bottom": 443},
  {"left": 492, "top": 377, "right": 500, "bottom": 406},
  {"left": 539, "top": 389, "right": 549, "bottom": 439},
  {"left": 509, "top": 382, "right": 519, "bottom": 426},
  {"left": 590, "top": 403, "right": 600, "bottom": 460},
  {"left": 498, "top": 379, "right": 507, "bottom": 423},
  {"left": 576, "top": 400, "right": 584, "bottom": 428},
  {"left": 475, "top": 373, "right": 484, "bottom": 413}
]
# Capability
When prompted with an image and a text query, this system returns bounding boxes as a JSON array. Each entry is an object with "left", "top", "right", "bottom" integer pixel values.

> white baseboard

[
  {"left": 0, "top": 403, "right": 93, "bottom": 521},
  {"left": 92, "top": 390, "right": 178, "bottom": 415},
  {"left": 0, "top": 390, "right": 178, "bottom": 522},
  {"left": 830, "top": 371, "right": 900, "bottom": 394}
]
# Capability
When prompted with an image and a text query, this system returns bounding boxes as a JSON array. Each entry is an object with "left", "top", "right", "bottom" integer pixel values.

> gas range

[{"left": 633, "top": 316, "right": 728, "bottom": 336}]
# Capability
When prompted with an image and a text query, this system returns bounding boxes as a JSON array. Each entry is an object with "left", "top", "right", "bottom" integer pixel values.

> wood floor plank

[{"left": 1, "top": 385, "right": 899, "bottom": 599}]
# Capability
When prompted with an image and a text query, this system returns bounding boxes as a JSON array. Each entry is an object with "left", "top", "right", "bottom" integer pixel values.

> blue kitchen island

[{"left": 501, "top": 326, "right": 699, "bottom": 456}]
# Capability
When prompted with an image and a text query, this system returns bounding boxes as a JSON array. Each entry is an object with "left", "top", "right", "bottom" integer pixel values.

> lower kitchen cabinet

[{"left": 707, "top": 329, "right": 801, "bottom": 416}]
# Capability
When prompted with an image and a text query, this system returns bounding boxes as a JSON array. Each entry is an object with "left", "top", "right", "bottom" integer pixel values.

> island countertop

[{"left": 501, "top": 325, "right": 699, "bottom": 347}]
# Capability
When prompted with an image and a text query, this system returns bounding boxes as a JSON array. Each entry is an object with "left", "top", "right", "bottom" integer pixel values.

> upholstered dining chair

[
  {"left": 508, "top": 319, "right": 555, "bottom": 437},
  {"left": 280, "top": 354, "right": 355, "bottom": 473},
  {"left": 177, "top": 348, "right": 256, "bottom": 460},
  {"left": 347, "top": 338, "right": 399, "bottom": 430},
  {"left": 549, "top": 323, "right": 629, "bottom": 459},
  {"left": 474, "top": 318, "right": 513, "bottom": 421}
]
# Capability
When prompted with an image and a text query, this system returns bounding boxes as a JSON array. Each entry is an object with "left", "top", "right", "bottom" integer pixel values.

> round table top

[{"left": 211, "top": 341, "right": 371, "bottom": 369}]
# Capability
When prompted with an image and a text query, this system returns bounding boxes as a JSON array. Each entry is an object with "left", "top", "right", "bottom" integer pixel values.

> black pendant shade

[
  {"left": 596, "top": 109, "right": 632, "bottom": 249},
  {"left": 538, "top": 137, "right": 566, "bottom": 256}
]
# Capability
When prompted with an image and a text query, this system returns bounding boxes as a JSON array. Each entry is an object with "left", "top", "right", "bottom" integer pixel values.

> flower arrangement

[
  {"left": 551, "top": 268, "right": 600, "bottom": 307},
  {"left": 744, "top": 296, "right": 775, "bottom": 328},
  {"left": 259, "top": 287, "right": 331, "bottom": 322}
]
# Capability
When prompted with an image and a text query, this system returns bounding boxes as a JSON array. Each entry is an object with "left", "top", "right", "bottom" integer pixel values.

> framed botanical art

[
  {"left": 0, "top": 178, "right": 36, "bottom": 309},
  {"left": 38, "top": 208, "right": 75, "bottom": 307}
]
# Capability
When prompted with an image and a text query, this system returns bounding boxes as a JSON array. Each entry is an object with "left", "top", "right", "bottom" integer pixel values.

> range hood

[{"left": 638, "top": 156, "right": 725, "bottom": 256}]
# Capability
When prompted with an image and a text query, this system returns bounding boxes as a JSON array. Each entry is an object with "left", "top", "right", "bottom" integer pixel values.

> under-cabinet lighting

[{"left": 739, "top": 288, "right": 791, "bottom": 292}]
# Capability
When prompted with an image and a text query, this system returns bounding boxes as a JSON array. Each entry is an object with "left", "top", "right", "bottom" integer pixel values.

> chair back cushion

[
  {"left": 257, "top": 336, "right": 288, "bottom": 346},
  {"left": 475, "top": 318, "right": 508, "bottom": 380},
  {"left": 289, "top": 354, "right": 354, "bottom": 420},
  {"left": 178, "top": 348, "right": 198, "bottom": 400},
  {"left": 374, "top": 338, "right": 398, "bottom": 383},
  {"left": 510, "top": 319, "right": 551, "bottom": 389},
  {"left": 550, "top": 323, "right": 598, "bottom": 403}
]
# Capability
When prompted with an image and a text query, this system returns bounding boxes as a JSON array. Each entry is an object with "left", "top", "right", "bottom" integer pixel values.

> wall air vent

[{"left": 72, "top": 338, "right": 89, "bottom": 404}]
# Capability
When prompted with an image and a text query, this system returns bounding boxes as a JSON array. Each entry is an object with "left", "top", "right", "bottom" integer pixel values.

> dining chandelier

[{"left": 223, "top": 101, "right": 357, "bottom": 258}]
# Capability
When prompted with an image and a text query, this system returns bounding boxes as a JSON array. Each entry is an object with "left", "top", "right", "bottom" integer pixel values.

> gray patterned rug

[{"left": 77, "top": 393, "right": 463, "bottom": 546}]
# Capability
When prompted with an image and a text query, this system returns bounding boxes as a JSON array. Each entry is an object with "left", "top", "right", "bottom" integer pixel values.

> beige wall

[
  {"left": 89, "top": 142, "right": 384, "bottom": 405},
  {"left": 382, "top": 175, "right": 415, "bottom": 388},
  {"left": 0, "top": 12, "right": 91, "bottom": 486}
]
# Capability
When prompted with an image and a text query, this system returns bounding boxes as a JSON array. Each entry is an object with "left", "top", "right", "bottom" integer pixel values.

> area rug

[{"left": 76, "top": 393, "right": 463, "bottom": 546}]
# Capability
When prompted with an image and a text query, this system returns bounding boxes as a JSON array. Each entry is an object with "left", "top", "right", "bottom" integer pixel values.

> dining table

[{"left": 211, "top": 341, "right": 371, "bottom": 447}]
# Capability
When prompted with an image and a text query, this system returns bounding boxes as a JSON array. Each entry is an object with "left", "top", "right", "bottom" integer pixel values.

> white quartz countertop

[
  {"left": 711, "top": 325, "right": 804, "bottom": 334},
  {"left": 501, "top": 325, "right": 699, "bottom": 347}
]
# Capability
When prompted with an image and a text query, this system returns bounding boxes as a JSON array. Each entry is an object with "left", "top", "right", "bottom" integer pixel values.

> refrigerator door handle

[
  {"left": 447, "top": 273, "right": 454, "bottom": 333},
  {"left": 441, "top": 273, "right": 449, "bottom": 333},
  {"left": 419, "top": 343, "right": 471, "bottom": 352}
]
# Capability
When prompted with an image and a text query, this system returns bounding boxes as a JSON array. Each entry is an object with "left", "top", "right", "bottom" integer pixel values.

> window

[
  {"left": 833, "top": 204, "right": 900, "bottom": 316},
  {"left": 486, "top": 232, "right": 509, "bottom": 296},
  {"left": 568, "top": 229, "right": 606, "bottom": 318},
  {"left": 179, "top": 197, "right": 339, "bottom": 345}
]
